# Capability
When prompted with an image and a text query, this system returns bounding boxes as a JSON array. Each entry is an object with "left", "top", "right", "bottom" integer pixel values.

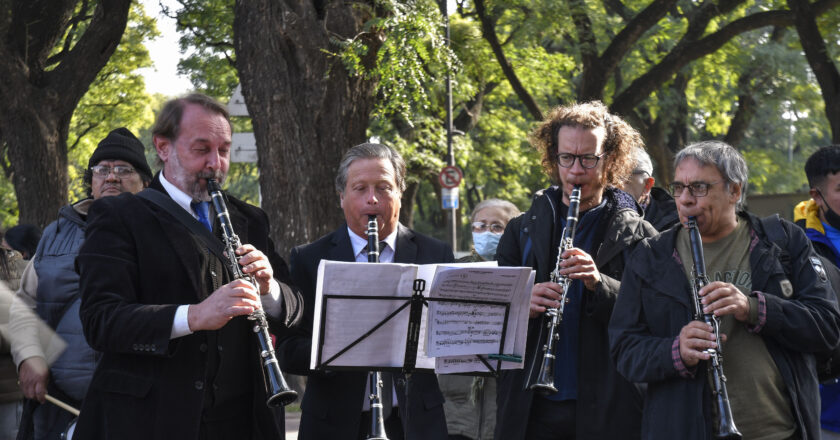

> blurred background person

[
  {"left": 0, "top": 245, "right": 24, "bottom": 440},
  {"left": 465, "top": 199, "right": 521, "bottom": 262},
  {"left": 795, "top": 144, "right": 840, "bottom": 439},
  {"left": 2, "top": 225, "right": 41, "bottom": 261},
  {"left": 620, "top": 147, "right": 679, "bottom": 231},
  {"left": 439, "top": 198, "right": 520, "bottom": 440}
]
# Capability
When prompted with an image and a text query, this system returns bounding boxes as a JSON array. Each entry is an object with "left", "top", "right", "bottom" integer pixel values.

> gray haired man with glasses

[
  {"left": 610, "top": 140, "right": 840, "bottom": 439},
  {"left": 10, "top": 127, "right": 151, "bottom": 439}
]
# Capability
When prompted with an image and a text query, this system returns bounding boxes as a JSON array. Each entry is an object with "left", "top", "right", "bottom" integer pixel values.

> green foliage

[
  {"left": 169, "top": 0, "right": 238, "bottom": 99},
  {"left": 67, "top": 3, "right": 159, "bottom": 201}
]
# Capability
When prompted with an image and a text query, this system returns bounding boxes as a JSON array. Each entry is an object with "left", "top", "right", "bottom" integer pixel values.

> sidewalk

[{"left": 285, "top": 410, "right": 300, "bottom": 439}]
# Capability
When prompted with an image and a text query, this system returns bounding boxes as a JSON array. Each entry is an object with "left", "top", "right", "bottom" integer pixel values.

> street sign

[
  {"left": 439, "top": 166, "right": 463, "bottom": 189},
  {"left": 228, "top": 84, "right": 249, "bottom": 117},
  {"left": 231, "top": 132, "right": 257, "bottom": 163},
  {"left": 442, "top": 187, "right": 459, "bottom": 210}
]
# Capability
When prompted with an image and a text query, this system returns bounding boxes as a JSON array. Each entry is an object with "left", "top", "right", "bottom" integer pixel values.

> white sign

[
  {"left": 442, "top": 187, "right": 459, "bottom": 210},
  {"left": 231, "top": 132, "right": 257, "bottom": 163},
  {"left": 228, "top": 84, "right": 249, "bottom": 117}
]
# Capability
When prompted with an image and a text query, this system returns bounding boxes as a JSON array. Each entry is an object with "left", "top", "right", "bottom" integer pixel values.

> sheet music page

[
  {"left": 426, "top": 265, "right": 531, "bottom": 357},
  {"left": 434, "top": 268, "right": 535, "bottom": 373},
  {"left": 311, "top": 260, "right": 418, "bottom": 370}
]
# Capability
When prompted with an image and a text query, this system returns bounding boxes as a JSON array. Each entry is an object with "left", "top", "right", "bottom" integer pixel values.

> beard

[{"left": 166, "top": 150, "right": 226, "bottom": 201}]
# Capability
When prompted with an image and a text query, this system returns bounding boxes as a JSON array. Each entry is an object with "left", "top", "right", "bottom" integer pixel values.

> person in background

[
  {"left": 0, "top": 244, "right": 25, "bottom": 440},
  {"left": 620, "top": 147, "right": 679, "bottom": 231},
  {"left": 439, "top": 198, "right": 520, "bottom": 440},
  {"left": 467, "top": 199, "right": 521, "bottom": 262},
  {"left": 2, "top": 225, "right": 41, "bottom": 261},
  {"left": 794, "top": 144, "right": 840, "bottom": 439},
  {"left": 10, "top": 128, "right": 152, "bottom": 440}
]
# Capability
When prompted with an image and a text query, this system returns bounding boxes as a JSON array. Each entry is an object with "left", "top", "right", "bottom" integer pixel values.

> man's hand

[
  {"left": 698, "top": 281, "right": 750, "bottom": 322},
  {"left": 558, "top": 247, "right": 602, "bottom": 291},
  {"left": 529, "top": 282, "right": 564, "bottom": 319},
  {"left": 236, "top": 244, "right": 273, "bottom": 294},
  {"left": 678, "top": 321, "right": 727, "bottom": 368},
  {"left": 18, "top": 356, "right": 49, "bottom": 402},
  {"left": 188, "top": 279, "right": 261, "bottom": 331}
]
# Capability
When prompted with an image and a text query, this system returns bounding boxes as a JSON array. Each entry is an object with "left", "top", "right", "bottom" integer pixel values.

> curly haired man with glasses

[{"left": 495, "top": 101, "right": 656, "bottom": 440}]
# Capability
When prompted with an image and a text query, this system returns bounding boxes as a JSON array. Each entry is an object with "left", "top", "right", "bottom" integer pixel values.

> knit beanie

[{"left": 88, "top": 128, "right": 153, "bottom": 180}]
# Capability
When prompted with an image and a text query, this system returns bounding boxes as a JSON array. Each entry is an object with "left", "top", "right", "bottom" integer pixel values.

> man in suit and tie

[
  {"left": 277, "top": 143, "right": 453, "bottom": 440},
  {"left": 74, "top": 93, "right": 302, "bottom": 439}
]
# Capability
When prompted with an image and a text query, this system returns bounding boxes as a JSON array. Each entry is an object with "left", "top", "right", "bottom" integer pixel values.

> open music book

[{"left": 310, "top": 260, "right": 534, "bottom": 374}]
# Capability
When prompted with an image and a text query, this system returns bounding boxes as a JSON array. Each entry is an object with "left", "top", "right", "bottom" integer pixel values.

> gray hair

[
  {"left": 471, "top": 199, "right": 521, "bottom": 223},
  {"left": 335, "top": 143, "right": 407, "bottom": 195},
  {"left": 631, "top": 147, "right": 654, "bottom": 176},
  {"left": 674, "top": 141, "right": 748, "bottom": 210}
]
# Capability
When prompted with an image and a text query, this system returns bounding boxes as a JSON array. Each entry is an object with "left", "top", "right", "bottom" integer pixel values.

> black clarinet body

[
  {"left": 207, "top": 178, "right": 298, "bottom": 408},
  {"left": 365, "top": 215, "right": 389, "bottom": 440},
  {"left": 528, "top": 185, "right": 581, "bottom": 394},
  {"left": 686, "top": 217, "right": 741, "bottom": 439}
]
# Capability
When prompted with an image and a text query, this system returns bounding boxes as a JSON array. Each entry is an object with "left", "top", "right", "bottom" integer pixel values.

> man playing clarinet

[
  {"left": 495, "top": 101, "right": 655, "bottom": 440},
  {"left": 276, "top": 143, "right": 452, "bottom": 440},
  {"left": 74, "top": 93, "right": 302, "bottom": 439},
  {"left": 609, "top": 141, "right": 840, "bottom": 439}
]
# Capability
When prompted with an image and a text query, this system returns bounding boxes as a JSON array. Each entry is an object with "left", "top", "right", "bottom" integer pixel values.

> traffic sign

[
  {"left": 439, "top": 166, "right": 463, "bottom": 189},
  {"left": 442, "top": 187, "right": 459, "bottom": 210}
]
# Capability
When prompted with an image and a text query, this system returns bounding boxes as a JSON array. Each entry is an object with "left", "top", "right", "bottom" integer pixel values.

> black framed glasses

[
  {"left": 471, "top": 222, "right": 505, "bottom": 234},
  {"left": 668, "top": 181, "right": 721, "bottom": 197},
  {"left": 90, "top": 165, "right": 136, "bottom": 178},
  {"left": 554, "top": 152, "right": 606, "bottom": 169}
]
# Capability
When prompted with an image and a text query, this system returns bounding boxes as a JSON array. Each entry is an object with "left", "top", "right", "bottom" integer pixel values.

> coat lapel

[
  {"left": 329, "top": 225, "right": 357, "bottom": 263},
  {"left": 393, "top": 224, "right": 417, "bottom": 264}
]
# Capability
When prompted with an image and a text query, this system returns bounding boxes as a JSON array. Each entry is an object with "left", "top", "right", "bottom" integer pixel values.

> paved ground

[{"left": 285, "top": 411, "right": 300, "bottom": 439}]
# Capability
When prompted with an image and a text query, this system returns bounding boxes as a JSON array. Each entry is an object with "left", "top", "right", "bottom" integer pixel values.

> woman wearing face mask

[{"left": 440, "top": 198, "right": 520, "bottom": 440}]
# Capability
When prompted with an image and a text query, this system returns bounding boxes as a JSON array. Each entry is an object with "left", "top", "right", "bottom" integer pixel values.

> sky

[{"left": 138, "top": 0, "right": 194, "bottom": 97}]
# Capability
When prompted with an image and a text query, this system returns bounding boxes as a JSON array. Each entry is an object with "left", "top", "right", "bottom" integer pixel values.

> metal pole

[{"left": 444, "top": 2, "right": 456, "bottom": 252}]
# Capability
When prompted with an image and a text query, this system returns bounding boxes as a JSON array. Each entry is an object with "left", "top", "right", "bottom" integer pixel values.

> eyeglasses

[
  {"left": 471, "top": 222, "right": 505, "bottom": 234},
  {"left": 554, "top": 152, "right": 606, "bottom": 169},
  {"left": 90, "top": 165, "right": 136, "bottom": 178},
  {"left": 668, "top": 181, "right": 721, "bottom": 198}
]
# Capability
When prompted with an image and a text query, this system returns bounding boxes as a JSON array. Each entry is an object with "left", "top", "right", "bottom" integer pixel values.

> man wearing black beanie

[{"left": 10, "top": 127, "right": 152, "bottom": 439}]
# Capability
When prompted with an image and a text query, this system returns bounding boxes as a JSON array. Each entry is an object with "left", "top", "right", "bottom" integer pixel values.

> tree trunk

[
  {"left": 787, "top": 0, "right": 840, "bottom": 143},
  {"left": 0, "top": 0, "right": 132, "bottom": 229},
  {"left": 233, "top": 0, "right": 382, "bottom": 255}
]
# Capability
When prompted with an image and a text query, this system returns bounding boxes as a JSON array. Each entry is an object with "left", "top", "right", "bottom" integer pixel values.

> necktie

[
  {"left": 191, "top": 201, "right": 212, "bottom": 232},
  {"left": 363, "top": 241, "right": 388, "bottom": 258}
]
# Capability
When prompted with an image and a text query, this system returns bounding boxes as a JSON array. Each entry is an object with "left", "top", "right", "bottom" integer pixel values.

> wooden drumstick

[{"left": 45, "top": 394, "right": 80, "bottom": 416}]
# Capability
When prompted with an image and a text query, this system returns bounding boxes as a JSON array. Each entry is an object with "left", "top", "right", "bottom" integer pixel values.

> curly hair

[{"left": 530, "top": 101, "right": 642, "bottom": 187}]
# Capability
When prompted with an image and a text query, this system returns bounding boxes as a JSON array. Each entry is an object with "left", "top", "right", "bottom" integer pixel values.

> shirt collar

[
  {"left": 159, "top": 171, "right": 198, "bottom": 218},
  {"left": 348, "top": 225, "right": 398, "bottom": 262}
]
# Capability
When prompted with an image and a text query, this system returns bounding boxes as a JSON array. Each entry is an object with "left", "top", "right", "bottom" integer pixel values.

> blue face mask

[{"left": 472, "top": 231, "right": 502, "bottom": 260}]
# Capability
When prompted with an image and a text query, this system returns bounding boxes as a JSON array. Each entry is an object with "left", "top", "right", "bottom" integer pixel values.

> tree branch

[
  {"left": 611, "top": 0, "right": 840, "bottom": 115},
  {"left": 474, "top": 0, "right": 542, "bottom": 120}
]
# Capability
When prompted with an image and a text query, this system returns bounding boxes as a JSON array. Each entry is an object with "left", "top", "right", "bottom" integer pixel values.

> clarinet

[
  {"left": 365, "top": 215, "right": 389, "bottom": 440},
  {"left": 528, "top": 185, "right": 581, "bottom": 394},
  {"left": 686, "top": 217, "right": 742, "bottom": 439},
  {"left": 207, "top": 178, "right": 298, "bottom": 407}
]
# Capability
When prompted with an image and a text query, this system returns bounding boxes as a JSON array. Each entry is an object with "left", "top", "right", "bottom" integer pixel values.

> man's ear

[
  {"left": 153, "top": 135, "right": 172, "bottom": 162},
  {"left": 644, "top": 177, "right": 655, "bottom": 193},
  {"left": 811, "top": 187, "right": 826, "bottom": 209}
]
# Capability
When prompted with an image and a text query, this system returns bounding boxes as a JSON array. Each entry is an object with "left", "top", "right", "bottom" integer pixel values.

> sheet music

[
  {"left": 426, "top": 266, "right": 531, "bottom": 357},
  {"left": 311, "top": 260, "right": 418, "bottom": 369},
  {"left": 434, "top": 268, "right": 535, "bottom": 373},
  {"left": 310, "top": 260, "right": 533, "bottom": 374}
]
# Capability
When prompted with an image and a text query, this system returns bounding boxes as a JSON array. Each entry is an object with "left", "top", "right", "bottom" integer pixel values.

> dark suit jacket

[
  {"left": 74, "top": 175, "right": 302, "bottom": 440},
  {"left": 277, "top": 224, "right": 453, "bottom": 440}
]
